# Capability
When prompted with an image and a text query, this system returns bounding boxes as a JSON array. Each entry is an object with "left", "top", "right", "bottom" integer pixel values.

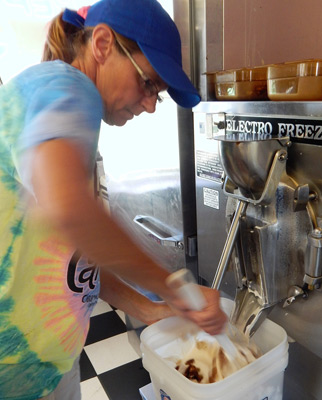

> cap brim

[{"left": 139, "top": 43, "right": 201, "bottom": 108}]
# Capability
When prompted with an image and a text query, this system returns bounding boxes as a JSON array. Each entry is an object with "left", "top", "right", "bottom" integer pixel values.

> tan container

[
  {"left": 207, "top": 67, "right": 268, "bottom": 101},
  {"left": 267, "top": 59, "right": 322, "bottom": 100}
]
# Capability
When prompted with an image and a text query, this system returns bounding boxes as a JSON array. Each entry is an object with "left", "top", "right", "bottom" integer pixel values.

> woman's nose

[{"left": 141, "top": 95, "right": 157, "bottom": 113}]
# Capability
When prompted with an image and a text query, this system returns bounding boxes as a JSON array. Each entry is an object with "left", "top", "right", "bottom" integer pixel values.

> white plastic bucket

[{"left": 140, "top": 298, "right": 289, "bottom": 400}]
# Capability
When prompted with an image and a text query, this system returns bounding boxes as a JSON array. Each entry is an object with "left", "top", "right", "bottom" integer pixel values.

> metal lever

[
  {"left": 293, "top": 184, "right": 317, "bottom": 212},
  {"left": 211, "top": 200, "right": 247, "bottom": 290}
]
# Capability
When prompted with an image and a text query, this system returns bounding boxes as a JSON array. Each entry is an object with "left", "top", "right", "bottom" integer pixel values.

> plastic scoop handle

[
  {"left": 166, "top": 269, "right": 206, "bottom": 311},
  {"left": 166, "top": 269, "right": 239, "bottom": 361}
]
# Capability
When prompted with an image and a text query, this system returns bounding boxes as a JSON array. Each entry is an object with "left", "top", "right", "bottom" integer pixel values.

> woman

[{"left": 0, "top": 0, "right": 226, "bottom": 398}]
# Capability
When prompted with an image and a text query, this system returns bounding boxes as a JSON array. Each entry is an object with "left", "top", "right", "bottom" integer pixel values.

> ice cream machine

[{"left": 194, "top": 101, "right": 322, "bottom": 400}]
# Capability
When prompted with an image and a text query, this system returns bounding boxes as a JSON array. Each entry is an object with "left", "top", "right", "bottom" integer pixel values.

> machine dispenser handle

[
  {"left": 211, "top": 200, "right": 247, "bottom": 290},
  {"left": 133, "top": 215, "right": 184, "bottom": 249}
]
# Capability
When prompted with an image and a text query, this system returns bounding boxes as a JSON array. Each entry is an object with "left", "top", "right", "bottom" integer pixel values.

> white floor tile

[
  {"left": 81, "top": 377, "right": 110, "bottom": 400},
  {"left": 91, "top": 299, "right": 113, "bottom": 317},
  {"left": 85, "top": 332, "right": 140, "bottom": 375},
  {"left": 115, "top": 309, "right": 126, "bottom": 324}
]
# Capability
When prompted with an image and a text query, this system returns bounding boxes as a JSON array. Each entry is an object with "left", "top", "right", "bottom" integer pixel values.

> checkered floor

[{"left": 80, "top": 299, "right": 151, "bottom": 400}]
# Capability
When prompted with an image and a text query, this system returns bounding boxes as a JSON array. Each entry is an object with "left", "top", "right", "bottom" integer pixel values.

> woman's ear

[{"left": 91, "top": 24, "right": 114, "bottom": 65}]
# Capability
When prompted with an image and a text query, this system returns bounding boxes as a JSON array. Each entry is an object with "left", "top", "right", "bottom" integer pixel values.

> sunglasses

[{"left": 115, "top": 37, "right": 163, "bottom": 103}]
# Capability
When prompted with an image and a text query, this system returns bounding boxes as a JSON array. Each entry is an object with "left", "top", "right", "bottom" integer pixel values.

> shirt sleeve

[{"left": 16, "top": 70, "right": 103, "bottom": 193}]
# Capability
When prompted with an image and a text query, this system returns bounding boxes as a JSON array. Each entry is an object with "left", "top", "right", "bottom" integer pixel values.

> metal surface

[
  {"left": 230, "top": 289, "right": 273, "bottom": 338},
  {"left": 305, "top": 228, "right": 322, "bottom": 286},
  {"left": 195, "top": 99, "right": 322, "bottom": 116},
  {"left": 133, "top": 215, "right": 184, "bottom": 249},
  {"left": 194, "top": 101, "right": 322, "bottom": 400},
  {"left": 222, "top": 148, "right": 288, "bottom": 205},
  {"left": 218, "top": 137, "right": 289, "bottom": 201},
  {"left": 211, "top": 199, "right": 247, "bottom": 289},
  {"left": 100, "top": 98, "right": 197, "bottom": 276},
  {"left": 194, "top": 110, "right": 234, "bottom": 290},
  {"left": 192, "top": 0, "right": 224, "bottom": 99},
  {"left": 214, "top": 134, "right": 292, "bottom": 337}
]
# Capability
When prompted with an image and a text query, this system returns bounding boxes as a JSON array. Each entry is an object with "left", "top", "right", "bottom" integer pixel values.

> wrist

[{"left": 139, "top": 299, "right": 174, "bottom": 325}]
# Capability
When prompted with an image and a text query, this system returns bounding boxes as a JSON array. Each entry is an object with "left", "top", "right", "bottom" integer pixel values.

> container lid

[
  {"left": 268, "top": 59, "right": 322, "bottom": 79},
  {"left": 207, "top": 67, "right": 267, "bottom": 83}
]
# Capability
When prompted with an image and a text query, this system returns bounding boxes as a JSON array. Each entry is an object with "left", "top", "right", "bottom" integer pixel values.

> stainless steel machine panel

[
  {"left": 193, "top": 111, "right": 234, "bottom": 292},
  {"left": 194, "top": 101, "right": 322, "bottom": 400}
]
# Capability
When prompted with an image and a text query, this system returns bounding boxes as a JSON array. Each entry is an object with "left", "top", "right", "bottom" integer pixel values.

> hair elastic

[{"left": 62, "top": 9, "right": 85, "bottom": 28}]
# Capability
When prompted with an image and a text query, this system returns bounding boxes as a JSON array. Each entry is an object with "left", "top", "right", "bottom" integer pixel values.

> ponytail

[
  {"left": 42, "top": 12, "right": 93, "bottom": 63},
  {"left": 42, "top": 11, "right": 141, "bottom": 64}
]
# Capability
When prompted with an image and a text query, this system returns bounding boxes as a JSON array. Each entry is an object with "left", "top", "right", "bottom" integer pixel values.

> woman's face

[{"left": 96, "top": 45, "right": 167, "bottom": 126}]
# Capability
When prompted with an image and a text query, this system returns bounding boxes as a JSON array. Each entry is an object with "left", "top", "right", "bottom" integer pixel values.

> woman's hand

[{"left": 164, "top": 285, "right": 227, "bottom": 335}]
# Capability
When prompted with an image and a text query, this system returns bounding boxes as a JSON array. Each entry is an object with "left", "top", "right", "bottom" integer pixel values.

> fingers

[
  {"left": 182, "top": 307, "right": 227, "bottom": 335},
  {"left": 166, "top": 285, "right": 228, "bottom": 335}
]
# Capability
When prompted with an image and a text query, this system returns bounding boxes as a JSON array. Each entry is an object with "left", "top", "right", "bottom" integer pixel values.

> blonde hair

[{"left": 42, "top": 11, "right": 141, "bottom": 63}]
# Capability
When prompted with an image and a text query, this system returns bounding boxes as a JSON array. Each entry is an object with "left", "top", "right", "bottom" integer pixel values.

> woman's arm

[
  {"left": 31, "top": 138, "right": 173, "bottom": 299},
  {"left": 30, "top": 138, "right": 226, "bottom": 334},
  {"left": 99, "top": 270, "right": 174, "bottom": 325}
]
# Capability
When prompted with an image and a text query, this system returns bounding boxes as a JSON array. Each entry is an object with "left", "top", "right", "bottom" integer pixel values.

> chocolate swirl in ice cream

[{"left": 175, "top": 339, "right": 261, "bottom": 384}]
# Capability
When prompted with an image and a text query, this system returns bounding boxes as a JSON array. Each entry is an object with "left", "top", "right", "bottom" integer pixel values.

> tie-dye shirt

[{"left": 0, "top": 60, "right": 103, "bottom": 399}]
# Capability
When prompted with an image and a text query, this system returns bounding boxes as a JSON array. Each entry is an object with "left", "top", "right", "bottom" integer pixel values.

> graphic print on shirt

[{"left": 67, "top": 250, "right": 100, "bottom": 308}]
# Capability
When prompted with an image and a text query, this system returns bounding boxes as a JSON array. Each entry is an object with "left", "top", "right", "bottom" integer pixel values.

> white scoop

[{"left": 166, "top": 269, "right": 240, "bottom": 363}]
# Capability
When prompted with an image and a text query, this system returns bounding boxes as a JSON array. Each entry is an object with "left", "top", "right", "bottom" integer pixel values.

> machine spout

[{"left": 230, "top": 288, "right": 274, "bottom": 338}]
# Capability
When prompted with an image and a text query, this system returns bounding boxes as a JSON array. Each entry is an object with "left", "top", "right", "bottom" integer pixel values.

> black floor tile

[
  {"left": 79, "top": 350, "right": 97, "bottom": 382},
  {"left": 85, "top": 311, "right": 127, "bottom": 345},
  {"left": 98, "top": 359, "right": 151, "bottom": 400}
]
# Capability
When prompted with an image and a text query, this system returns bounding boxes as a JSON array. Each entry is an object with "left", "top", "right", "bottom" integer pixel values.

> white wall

[
  {"left": 0, "top": 0, "right": 174, "bottom": 82},
  {"left": 0, "top": 0, "right": 94, "bottom": 82}
]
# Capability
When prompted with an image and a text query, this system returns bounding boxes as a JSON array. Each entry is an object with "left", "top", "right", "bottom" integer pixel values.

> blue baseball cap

[{"left": 63, "top": 0, "right": 201, "bottom": 108}]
